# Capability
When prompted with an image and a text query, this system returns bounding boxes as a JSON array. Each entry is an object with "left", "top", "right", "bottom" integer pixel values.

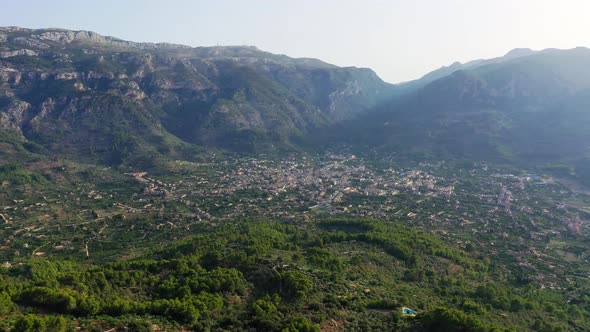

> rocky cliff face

[
  {"left": 0, "top": 99, "right": 28, "bottom": 138},
  {"left": 0, "top": 27, "right": 395, "bottom": 163}
]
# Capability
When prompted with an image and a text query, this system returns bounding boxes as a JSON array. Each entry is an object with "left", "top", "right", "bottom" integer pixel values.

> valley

[
  {"left": 1, "top": 151, "right": 589, "bottom": 331},
  {"left": 1, "top": 27, "right": 590, "bottom": 331}
]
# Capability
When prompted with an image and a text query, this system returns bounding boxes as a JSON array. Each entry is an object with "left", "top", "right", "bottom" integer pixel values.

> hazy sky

[{"left": 2, "top": 0, "right": 590, "bottom": 83}]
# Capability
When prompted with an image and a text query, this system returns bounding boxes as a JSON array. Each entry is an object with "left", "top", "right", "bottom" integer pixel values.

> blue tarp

[{"left": 402, "top": 307, "right": 416, "bottom": 316}]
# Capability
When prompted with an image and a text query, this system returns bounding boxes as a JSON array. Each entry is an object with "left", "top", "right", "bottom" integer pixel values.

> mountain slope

[
  {"left": 329, "top": 47, "right": 590, "bottom": 176},
  {"left": 0, "top": 27, "right": 394, "bottom": 163}
]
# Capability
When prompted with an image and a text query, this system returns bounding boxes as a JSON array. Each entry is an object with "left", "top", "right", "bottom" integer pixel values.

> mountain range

[{"left": 2, "top": 26, "right": 590, "bottom": 181}]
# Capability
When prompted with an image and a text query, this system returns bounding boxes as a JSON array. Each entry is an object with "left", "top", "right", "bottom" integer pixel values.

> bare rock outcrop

[
  {"left": 0, "top": 49, "right": 38, "bottom": 58},
  {"left": 0, "top": 100, "right": 30, "bottom": 137}
]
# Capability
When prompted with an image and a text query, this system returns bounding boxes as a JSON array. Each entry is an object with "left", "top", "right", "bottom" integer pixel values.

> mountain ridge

[{"left": 0, "top": 26, "right": 394, "bottom": 164}]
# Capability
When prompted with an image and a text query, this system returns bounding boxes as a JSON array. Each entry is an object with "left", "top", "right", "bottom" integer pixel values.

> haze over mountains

[
  {"left": 1, "top": 26, "right": 590, "bottom": 180},
  {"left": 337, "top": 47, "right": 590, "bottom": 171}
]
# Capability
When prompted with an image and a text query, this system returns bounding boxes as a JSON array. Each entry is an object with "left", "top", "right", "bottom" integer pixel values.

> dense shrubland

[{"left": 0, "top": 219, "right": 587, "bottom": 331}]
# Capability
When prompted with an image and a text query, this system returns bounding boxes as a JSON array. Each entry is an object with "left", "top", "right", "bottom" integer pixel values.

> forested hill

[{"left": 1, "top": 219, "right": 585, "bottom": 331}]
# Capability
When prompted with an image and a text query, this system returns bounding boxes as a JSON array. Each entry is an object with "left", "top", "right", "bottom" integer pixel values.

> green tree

[
  {"left": 282, "top": 317, "right": 320, "bottom": 332},
  {"left": 127, "top": 320, "right": 153, "bottom": 332},
  {"left": 46, "top": 316, "right": 68, "bottom": 332},
  {"left": 422, "top": 307, "right": 487, "bottom": 332},
  {"left": 11, "top": 315, "right": 45, "bottom": 332}
]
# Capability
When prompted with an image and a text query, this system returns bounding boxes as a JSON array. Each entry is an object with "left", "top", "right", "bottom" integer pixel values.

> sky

[{"left": 2, "top": 0, "right": 590, "bottom": 83}]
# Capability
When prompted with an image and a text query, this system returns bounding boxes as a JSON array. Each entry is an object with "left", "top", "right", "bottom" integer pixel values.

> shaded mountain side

[
  {"left": 0, "top": 27, "right": 394, "bottom": 164},
  {"left": 321, "top": 47, "right": 590, "bottom": 181},
  {"left": 394, "top": 47, "right": 551, "bottom": 96}
]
